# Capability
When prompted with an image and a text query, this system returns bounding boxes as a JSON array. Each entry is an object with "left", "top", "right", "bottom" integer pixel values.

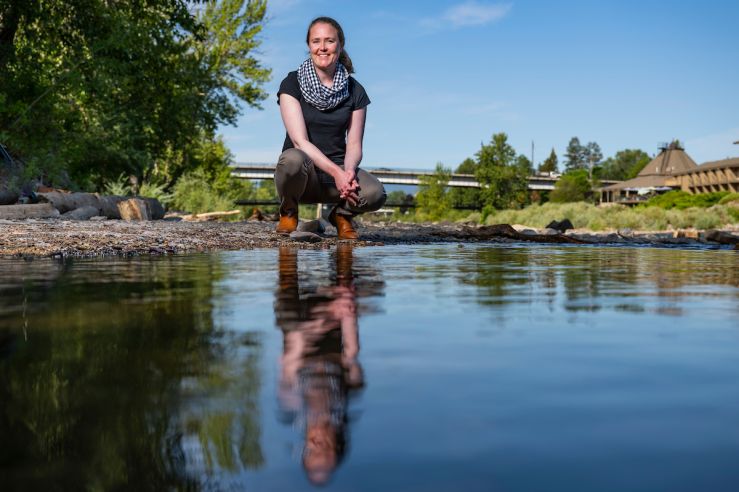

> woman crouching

[{"left": 274, "top": 16, "right": 386, "bottom": 240}]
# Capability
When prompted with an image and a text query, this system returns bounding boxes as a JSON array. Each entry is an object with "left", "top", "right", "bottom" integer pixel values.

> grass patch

[{"left": 477, "top": 202, "right": 738, "bottom": 230}]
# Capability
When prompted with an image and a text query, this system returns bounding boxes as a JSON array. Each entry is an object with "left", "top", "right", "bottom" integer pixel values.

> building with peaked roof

[
  {"left": 600, "top": 142, "right": 739, "bottom": 204},
  {"left": 600, "top": 142, "right": 699, "bottom": 204}
]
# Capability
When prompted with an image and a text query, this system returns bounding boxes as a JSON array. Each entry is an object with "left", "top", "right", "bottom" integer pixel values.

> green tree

[
  {"left": 538, "top": 148, "right": 558, "bottom": 173},
  {"left": 550, "top": 169, "right": 592, "bottom": 202},
  {"left": 416, "top": 163, "right": 452, "bottom": 220},
  {"left": 584, "top": 142, "right": 603, "bottom": 169},
  {"left": 598, "top": 149, "right": 651, "bottom": 180},
  {"left": 564, "top": 137, "right": 586, "bottom": 172},
  {"left": 475, "top": 133, "right": 530, "bottom": 211},
  {"left": 449, "top": 157, "right": 482, "bottom": 209},
  {"left": 0, "top": 0, "right": 270, "bottom": 189}
]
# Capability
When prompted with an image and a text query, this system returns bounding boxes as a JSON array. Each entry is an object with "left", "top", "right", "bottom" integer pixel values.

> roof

[
  {"left": 600, "top": 174, "right": 673, "bottom": 192},
  {"left": 600, "top": 145, "right": 697, "bottom": 192},
  {"left": 637, "top": 146, "right": 697, "bottom": 177},
  {"left": 671, "top": 157, "right": 739, "bottom": 175}
]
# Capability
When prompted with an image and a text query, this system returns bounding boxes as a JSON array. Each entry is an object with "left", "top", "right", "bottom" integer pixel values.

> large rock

[
  {"left": 36, "top": 191, "right": 164, "bottom": 219},
  {"left": 297, "top": 219, "right": 326, "bottom": 234},
  {"left": 0, "top": 189, "right": 18, "bottom": 205},
  {"left": 61, "top": 206, "right": 101, "bottom": 221},
  {"left": 704, "top": 230, "right": 739, "bottom": 245},
  {"left": 545, "top": 218, "right": 574, "bottom": 232}
]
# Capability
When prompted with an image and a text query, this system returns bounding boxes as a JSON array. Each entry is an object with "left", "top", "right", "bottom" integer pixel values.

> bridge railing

[{"left": 231, "top": 164, "right": 572, "bottom": 191}]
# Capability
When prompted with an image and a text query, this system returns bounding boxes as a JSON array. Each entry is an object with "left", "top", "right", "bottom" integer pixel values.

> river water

[{"left": 1, "top": 244, "right": 738, "bottom": 491}]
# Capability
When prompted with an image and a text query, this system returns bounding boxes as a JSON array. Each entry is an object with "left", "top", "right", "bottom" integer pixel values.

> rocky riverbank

[{"left": 0, "top": 218, "right": 737, "bottom": 258}]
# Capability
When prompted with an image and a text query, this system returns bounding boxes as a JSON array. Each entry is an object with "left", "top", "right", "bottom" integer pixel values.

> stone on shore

[
  {"left": 705, "top": 230, "right": 739, "bottom": 245},
  {"left": 289, "top": 231, "right": 323, "bottom": 243},
  {"left": 61, "top": 206, "right": 101, "bottom": 221},
  {"left": 546, "top": 218, "right": 574, "bottom": 233},
  {"left": 297, "top": 219, "right": 326, "bottom": 234}
]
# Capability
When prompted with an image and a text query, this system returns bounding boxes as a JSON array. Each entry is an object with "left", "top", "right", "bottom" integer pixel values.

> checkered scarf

[{"left": 297, "top": 58, "right": 349, "bottom": 111}]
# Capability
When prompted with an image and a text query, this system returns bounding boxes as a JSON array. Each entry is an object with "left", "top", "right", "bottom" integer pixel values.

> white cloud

[{"left": 421, "top": 2, "right": 512, "bottom": 29}]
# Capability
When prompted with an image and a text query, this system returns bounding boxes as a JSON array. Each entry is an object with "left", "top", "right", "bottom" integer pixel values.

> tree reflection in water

[
  {"left": 0, "top": 256, "right": 264, "bottom": 491},
  {"left": 274, "top": 244, "right": 382, "bottom": 485}
]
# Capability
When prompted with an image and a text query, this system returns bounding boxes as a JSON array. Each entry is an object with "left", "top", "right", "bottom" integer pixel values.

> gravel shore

[{"left": 0, "top": 218, "right": 737, "bottom": 258}]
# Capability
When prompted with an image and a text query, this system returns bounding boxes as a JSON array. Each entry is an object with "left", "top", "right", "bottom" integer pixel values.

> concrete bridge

[{"left": 230, "top": 163, "right": 593, "bottom": 191}]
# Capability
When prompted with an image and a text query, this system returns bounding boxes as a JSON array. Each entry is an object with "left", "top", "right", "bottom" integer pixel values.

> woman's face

[{"left": 308, "top": 22, "right": 341, "bottom": 72}]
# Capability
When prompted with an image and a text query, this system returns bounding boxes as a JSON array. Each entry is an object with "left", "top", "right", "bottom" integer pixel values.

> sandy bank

[{"left": 0, "top": 218, "right": 736, "bottom": 258}]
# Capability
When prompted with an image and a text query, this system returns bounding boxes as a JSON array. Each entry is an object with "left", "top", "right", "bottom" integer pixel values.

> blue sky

[{"left": 220, "top": 0, "right": 739, "bottom": 170}]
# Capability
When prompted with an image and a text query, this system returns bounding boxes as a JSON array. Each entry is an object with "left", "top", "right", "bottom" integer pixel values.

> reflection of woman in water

[{"left": 274, "top": 244, "right": 366, "bottom": 484}]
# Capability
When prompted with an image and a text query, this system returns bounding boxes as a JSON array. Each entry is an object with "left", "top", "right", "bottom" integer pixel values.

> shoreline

[{"left": 0, "top": 218, "right": 737, "bottom": 258}]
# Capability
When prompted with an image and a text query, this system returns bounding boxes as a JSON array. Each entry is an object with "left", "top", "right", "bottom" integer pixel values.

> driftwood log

[
  {"left": 118, "top": 198, "right": 150, "bottom": 221},
  {"left": 437, "top": 224, "right": 592, "bottom": 244},
  {"left": 182, "top": 210, "right": 241, "bottom": 222},
  {"left": 0, "top": 203, "right": 60, "bottom": 219},
  {"left": 36, "top": 191, "right": 164, "bottom": 219}
]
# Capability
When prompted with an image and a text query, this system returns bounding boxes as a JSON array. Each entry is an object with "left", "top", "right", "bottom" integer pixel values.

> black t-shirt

[{"left": 277, "top": 71, "right": 370, "bottom": 165}]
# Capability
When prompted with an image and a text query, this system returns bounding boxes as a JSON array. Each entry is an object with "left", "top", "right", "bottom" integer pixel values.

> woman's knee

[
  {"left": 357, "top": 176, "right": 387, "bottom": 212},
  {"left": 276, "top": 148, "right": 308, "bottom": 176}
]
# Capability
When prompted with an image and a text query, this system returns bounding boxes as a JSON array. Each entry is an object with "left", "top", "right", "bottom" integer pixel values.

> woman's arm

[
  {"left": 279, "top": 94, "right": 358, "bottom": 204},
  {"left": 343, "top": 108, "right": 366, "bottom": 179}
]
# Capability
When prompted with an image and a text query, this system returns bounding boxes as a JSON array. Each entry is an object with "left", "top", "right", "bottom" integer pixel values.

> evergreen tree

[
  {"left": 584, "top": 142, "right": 603, "bottom": 167},
  {"left": 538, "top": 148, "right": 558, "bottom": 173},
  {"left": 564, "top": 137, "right": 586, "bottom": 172}
]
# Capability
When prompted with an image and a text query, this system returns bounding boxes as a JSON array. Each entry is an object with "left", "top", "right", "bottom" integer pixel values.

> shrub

[
  {"left": 718, "top": 192, "right": 739, "bottom": 205},
  {"left": 481, "top": 202, "right": 737, "bottom": 230},
  {"left": 550, "top": 170, "right": 592, "bottom": 203},
  {"left": 171, "top": 169, "right": 254, "bottom": 215},
  {"left": 646, "top": 190, "right": 729, "bottom": 209},
  {"left": 138, "top": 181, "right": 173, "bottom": 206}
]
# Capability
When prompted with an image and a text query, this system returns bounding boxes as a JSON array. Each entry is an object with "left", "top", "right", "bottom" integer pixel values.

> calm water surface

[{"left": 1, "top": 244, "right": 738, "bottom": 491}]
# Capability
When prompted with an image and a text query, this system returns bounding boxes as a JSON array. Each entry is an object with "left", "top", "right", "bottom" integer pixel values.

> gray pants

[{"left": 275, "top": 148, "right": 387, "bottom": 218}]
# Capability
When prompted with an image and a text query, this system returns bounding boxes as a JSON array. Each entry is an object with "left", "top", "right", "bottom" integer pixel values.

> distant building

[
  {"left": 670, "top": 157, "right": 739, "bottom": 194},
  {"left": 600, "top": 142, "right": 697, "bottom": 204}
]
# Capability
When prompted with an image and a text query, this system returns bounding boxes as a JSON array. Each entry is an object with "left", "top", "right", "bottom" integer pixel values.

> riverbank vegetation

[
  {"left": 483, "top": 201, "right": 738, "bottom": 231},
  {"left": 1, "top": 0, "right": 269, "bottom": 198},
  {"left": 404, "top": 135, "right": 738, "bottom": 231}
]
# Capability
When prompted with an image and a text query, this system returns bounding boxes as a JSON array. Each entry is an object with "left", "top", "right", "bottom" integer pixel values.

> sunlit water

[{"left": 1, "top": 244, "right": 738, "bottom": 491}]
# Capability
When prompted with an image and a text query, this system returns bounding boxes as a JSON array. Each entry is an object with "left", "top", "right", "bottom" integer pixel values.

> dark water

[{"left": 1, "top": 244, "right": 738, "bottom": 491}]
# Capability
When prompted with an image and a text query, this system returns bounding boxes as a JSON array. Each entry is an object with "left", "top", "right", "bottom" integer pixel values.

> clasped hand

[{"left": 335, "top": 168, "right": 360, "bottom": 206}]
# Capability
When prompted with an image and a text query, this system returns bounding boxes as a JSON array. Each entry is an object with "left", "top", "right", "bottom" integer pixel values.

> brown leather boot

[
  {"left": 276, "top": 214, "right": 298, "bottom": 234},
  {"left": 330, "top": 210, "right": 359, "bottom": 240}
]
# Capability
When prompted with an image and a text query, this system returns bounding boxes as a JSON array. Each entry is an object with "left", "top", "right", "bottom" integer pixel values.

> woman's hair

[{"left": 306, "top": 16, "right": 354, "bottom": 74}]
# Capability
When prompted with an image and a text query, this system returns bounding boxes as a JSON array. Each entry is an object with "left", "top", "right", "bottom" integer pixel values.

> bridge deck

[{"left": 230, "top": 164, "right": 577, "bottom": 191}]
